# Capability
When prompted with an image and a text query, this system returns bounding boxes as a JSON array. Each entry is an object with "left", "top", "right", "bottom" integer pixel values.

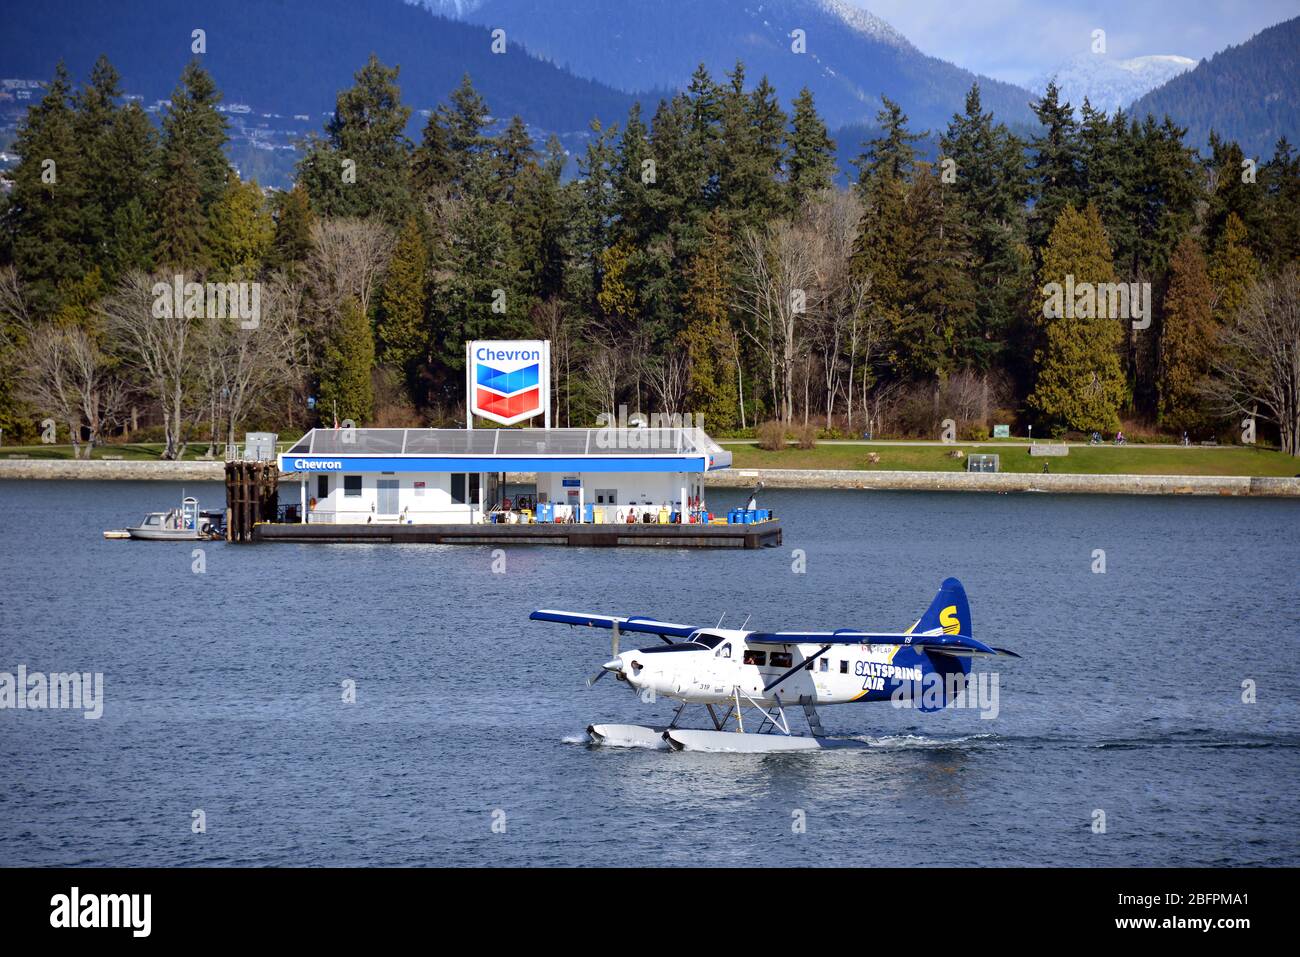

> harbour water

[{"left": 1, "top": 479, "right": 1297, "bottom": 866}]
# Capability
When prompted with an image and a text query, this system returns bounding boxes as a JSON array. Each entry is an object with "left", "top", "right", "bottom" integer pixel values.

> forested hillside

[{"left": 1, "top": 52, "right": 1297, "bottom": 458}]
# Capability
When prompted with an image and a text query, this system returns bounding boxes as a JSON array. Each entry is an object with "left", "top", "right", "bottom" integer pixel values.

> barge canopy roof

[{"left": 281, "top": 427, "right": 732, "bottom": 473}]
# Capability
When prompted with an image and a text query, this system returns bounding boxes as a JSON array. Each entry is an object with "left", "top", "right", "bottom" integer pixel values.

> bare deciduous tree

[
  {"left": 196, "top": 276, "right": 301, "bottom": 455},
  {"left": 0, "top": 266, "right": 34, "bottom": 344},
  {"left": 583, "top": 340, "right": 623, "bottom": 421},
  {"left": 1206, "top": 266, "right": 1300, "bottom": 456},
  {"left": 16, "top": 323, "right": 127, "bottom": 458},
  {"left": 101, "top": 271, "right": 202, "bottom": 459},
  {"left": 531, "top": 296, "right": 580, "bottom": 426},
  {"left": 645, "top": 351, "right": 688, "bottom": 414},
  {"left": 735, "top": 216, "right": 822, "bottom": 423},
  {"left": 304, "top": 218, "right": 395, "bottom": 330}
]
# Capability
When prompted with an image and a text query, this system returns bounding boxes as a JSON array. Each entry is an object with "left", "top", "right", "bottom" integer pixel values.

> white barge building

[{"left": 252, "top": 426, "right": 779, "bottom": 548}]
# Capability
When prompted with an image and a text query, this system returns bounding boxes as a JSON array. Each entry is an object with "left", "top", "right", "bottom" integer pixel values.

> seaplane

[{"left": 530, "top": 577, "right": 1020, "bottom": 752}]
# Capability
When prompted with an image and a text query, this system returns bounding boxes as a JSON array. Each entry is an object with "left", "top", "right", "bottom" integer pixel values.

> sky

[{"left": 852, "top": 0, "right": 1300, "bottom": 87}]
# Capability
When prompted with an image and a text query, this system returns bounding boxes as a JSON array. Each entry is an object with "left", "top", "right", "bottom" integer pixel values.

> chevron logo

[
  {"left": 475, "top": 362, "right": 539, "bottom": 395},
  {"left": 472, "top": 361, "right": 543, "bottom": 424},
  {"left": 475, "top": 385, "right": 542, "bottom": 421}
]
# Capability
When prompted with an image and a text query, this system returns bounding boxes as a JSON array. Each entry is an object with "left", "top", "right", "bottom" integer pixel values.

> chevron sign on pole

[{"left": 468, "top": 340, "right": 551, "bottom": 427}]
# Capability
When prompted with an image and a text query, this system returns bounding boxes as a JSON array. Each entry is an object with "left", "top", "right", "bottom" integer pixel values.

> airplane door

[{"left": 706, "top": 642, "right": 740, "bottom": 699}]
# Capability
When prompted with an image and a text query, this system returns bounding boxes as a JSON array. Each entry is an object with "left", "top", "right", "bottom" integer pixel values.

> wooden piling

[{"left": 224, "top": 460, "right": 279, "bottom": 543}]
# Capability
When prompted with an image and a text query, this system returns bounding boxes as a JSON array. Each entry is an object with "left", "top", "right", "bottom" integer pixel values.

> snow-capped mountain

[
  {"left": 409, "top": 0, "right": 1037, "bottom": 129},
  {"left": 814, "top": 0, "right": 913, "bottom": 52},
  {"left": 1035, "top": 53, "right": 1196, "bottom": 115},
  {"left": 408, "top": 0, "right": 485, "bottom": 16}
]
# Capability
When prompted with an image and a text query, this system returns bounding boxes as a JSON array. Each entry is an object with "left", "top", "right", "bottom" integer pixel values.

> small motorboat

[{"left": 125, "top": 496, "right": 216, "bottom": 541}]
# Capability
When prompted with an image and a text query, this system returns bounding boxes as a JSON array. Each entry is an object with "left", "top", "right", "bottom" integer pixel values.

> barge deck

[{"left": 253, "top": 520, "right": 782, "bottom": 549}]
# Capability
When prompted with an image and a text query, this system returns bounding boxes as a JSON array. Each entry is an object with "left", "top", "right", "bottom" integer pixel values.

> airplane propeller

[{"left": 586, "top": 621, "right": 621, "bottom": 686}]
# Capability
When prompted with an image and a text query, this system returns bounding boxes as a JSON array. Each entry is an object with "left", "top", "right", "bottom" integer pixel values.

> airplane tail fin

[
  {"left": 911, "top": 577, "right": 971, "bottom": 640},
  {"left": 912, "top": 579, "right": 973, "bottom": 710}
]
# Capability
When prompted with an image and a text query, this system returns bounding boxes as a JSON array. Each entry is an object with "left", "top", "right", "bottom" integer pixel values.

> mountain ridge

[{"left": 1129, "top": 17, "right": 1298, "bottom": 155}]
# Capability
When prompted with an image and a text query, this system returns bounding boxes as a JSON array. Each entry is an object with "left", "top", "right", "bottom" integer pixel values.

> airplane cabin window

[
  {"left": 819, "top": 658, "right": 829, "bottom": 672},
  {"left": 770, "top": 652, "right": 793, "bottom": 668},
  {"left": 839, "top": 660, "right": 848, "bottom": 674},
  {"left": 743, "top": 649, "right": 766, "bottom": 666}
]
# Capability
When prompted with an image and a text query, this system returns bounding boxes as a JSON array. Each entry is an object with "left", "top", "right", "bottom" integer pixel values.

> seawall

[
  {"left": 706, "top": 468, "right": 1300, "bottom": 497},
  {"left": 0, "top": 459, "right": 225, "bottom": 481}
]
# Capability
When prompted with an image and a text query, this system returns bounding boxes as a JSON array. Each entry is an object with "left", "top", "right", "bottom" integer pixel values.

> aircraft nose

[{"left": 601, "top": 658, "right": 623, "bottom": 674}]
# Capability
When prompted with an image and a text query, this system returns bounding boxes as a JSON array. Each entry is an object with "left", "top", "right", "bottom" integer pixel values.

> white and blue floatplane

[{"left": 530, "top": 578, "right": 1020, "bottom": 752}]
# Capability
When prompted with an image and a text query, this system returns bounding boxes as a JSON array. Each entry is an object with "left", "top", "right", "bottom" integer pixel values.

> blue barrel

[
  {"left": 583, "top": 503, "right": 594, "bottom": 523},
  {"left": 537, "top": 502, "right": 552, "bottom": 523}
]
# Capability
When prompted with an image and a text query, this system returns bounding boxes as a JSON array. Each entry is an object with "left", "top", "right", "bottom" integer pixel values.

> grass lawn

[
  {"left": 6, "top": 439, "right": 1296, "bottom": 477},
  {"left": 728, "top": 443, "right": 1300, "bottom": 477}
]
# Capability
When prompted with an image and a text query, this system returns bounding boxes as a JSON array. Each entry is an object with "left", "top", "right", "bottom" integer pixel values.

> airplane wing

[
  {"left": 747, "top": 630, "right": 1019, "bottom": 658},
  {"left": 529, "top": 610, "right": 700, "bottom": 642}
]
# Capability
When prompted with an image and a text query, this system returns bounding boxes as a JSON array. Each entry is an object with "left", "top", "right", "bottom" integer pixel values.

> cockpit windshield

[{"left": 690, "top": 632, "right": 725, "bottom": 649}]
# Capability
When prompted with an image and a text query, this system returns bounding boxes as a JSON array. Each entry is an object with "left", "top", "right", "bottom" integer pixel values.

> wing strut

[{"left": 763, "top": 644, "right": 833, "bottom": 693}]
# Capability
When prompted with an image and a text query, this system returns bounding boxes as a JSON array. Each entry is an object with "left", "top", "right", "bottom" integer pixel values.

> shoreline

[{"left": 2, "top": 459, "right": 1298, "bottom": 497}]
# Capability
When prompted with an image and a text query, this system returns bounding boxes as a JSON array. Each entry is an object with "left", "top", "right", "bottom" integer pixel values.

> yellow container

[
  {"left": 521, "top": 509, "right": 533, "bottom": 524},
  {"left": 593, "top": 507, "right": 605, "bottom": 524},
  {"left": 657, "top": 507, "right": 669, "bottom": 524}
]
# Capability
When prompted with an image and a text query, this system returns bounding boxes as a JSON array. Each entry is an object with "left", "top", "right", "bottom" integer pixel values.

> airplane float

[{"left": 530, "top": 577, "right": 1020, "bottom": 752}]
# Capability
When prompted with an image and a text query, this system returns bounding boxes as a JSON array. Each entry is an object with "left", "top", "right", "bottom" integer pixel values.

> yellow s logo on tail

[{"left": 939, "top": 605, "right": 961, "bottom": 634}]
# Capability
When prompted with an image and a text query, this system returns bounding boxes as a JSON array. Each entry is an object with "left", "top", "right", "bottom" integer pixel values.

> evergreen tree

[
  {"left": 941, "top": 84, "right": 1032, "bottom": 372},
  {"left": 1157, "top": 235, "right": 1216, "bottom": 431},
  {"left": 319, "top": 296, "right": 375, "bottom": 424},
  {"left": 852, "top": 95, "right": 924, "bottom": 191},
  {"left": 269, "top": 184, "right": 316, "bottom": 275},
  {"left": 611, "top": 102, "right": 656, "bottom": 243},
  {"left": 297, "top": 55, "right": 412, "bottom": 224},
  {"left": 154, "top": 147, "right": 208, "bottom": 270},
  {"left": 1207, "top": 212, "right": 1259, "bottom": 324},
  {"left": 1260, "top": 137, "right": 1300, "bottom": 269},
  {"left": 376, "top": 215, "right": 430, "bottom": 377},
  {"left": 100, "top": 102, "right": 159, "bottom": 278},
  {"left": 209, "top": 178, "right": 274, "bottom": 277},
  {"left": 718, "top": 69, "right": 787, "bottom": 232},
  {"left": 902, "top": 163, "right": 979, "bottom": 377},
  {"left": 509, "top": 136, "right": 569, "bottom": 308},
  {"left": 8, "top": 62, "right": 86, "bottom": 317},
  {"left": 569, "top": 118, "right": 620, "bottom": 319},
  {"left": 849, "top": 174, "right": 909, "bottom": 360},
  {"left": 159, "top": 61, "right": 230, "bottom": 214},
  {"left": 786, "top": 87, "right": 837, "bottom": 209},
  {"left": 680, "top": 211, "right": 739, "bottom": 427},
  {"left": 1027, "top": 81, "right": 1081, "bottom": 252},
  {"left": 493, "top": 115, "right": 537, "bottom": 202},
  {"left": 1028, "top": 204, "right": 1127, "bottom": 433},
  {"left": 1203, "top": 132, "right": 1265, "bottom": 254},
  {"left": 1078, "top": 99, "right": 1129, "bottom": 261},
  {"left": 1127, "top": 117, "right": 1199, "bottom": 278},
  {"left": 413, "top": 73, "right": 492, "bottom": 201},
  {"left": 71, "top": 55, "right": 122, "bottom": 269}
]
